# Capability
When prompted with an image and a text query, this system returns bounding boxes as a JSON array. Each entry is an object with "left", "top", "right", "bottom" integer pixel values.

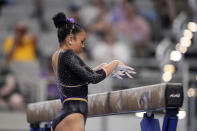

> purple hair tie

[{"left": 67, "top": 17, "right": 75, "bottom": 23}]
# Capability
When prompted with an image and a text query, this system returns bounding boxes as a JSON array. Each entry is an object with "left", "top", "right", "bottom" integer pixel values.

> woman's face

[{"left": 72, "top": 31, "right": 86, "bottom": 53}]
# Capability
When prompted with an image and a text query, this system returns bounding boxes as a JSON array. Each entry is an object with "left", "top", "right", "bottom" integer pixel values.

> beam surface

[{"left": 26, "top": 83, "right": 183, "bottom": 123}]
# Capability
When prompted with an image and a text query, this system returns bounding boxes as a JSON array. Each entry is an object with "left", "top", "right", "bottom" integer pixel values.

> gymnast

[{"left": 51, "top": 12, "right": 136, "bottom": 131}]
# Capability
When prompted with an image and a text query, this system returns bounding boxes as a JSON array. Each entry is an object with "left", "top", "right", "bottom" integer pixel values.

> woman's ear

[{"left": 66, "top": 34, "right": 74, "bottom": 45}]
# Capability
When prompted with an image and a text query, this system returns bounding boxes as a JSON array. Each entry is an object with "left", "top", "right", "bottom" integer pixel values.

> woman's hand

[
  {"left": 111, "top": 61, "right": 136, "bottom": 79},
  {"left": 117, "top": 60, "right": 125, "bottom": 66},
  {"left": 93, "top": 63, "right": 108, "bottom": 71},
  {"left": 96, "top": 60, "right": 136, "bottom": 78}
]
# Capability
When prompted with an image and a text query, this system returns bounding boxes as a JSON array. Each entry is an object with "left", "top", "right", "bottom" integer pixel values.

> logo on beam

[{"left": 169, "top": 93, "right": 181, "bottom": 98}]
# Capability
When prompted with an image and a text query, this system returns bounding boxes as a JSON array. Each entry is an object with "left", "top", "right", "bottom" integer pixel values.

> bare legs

[{"left": 54, "top": 113, "right": 85, "bottom": 131}]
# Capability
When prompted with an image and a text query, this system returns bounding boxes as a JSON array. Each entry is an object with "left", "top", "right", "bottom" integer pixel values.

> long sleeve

[{"left": 62, "top": 50, "right": 106, "bottom": 84}]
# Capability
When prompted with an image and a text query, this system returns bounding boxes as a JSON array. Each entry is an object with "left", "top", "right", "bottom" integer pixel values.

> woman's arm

[
  {"left": 63, "top": 50, "right": 107, "bottom": 84},
  {"left": 63, "top": 51, "right": 133, "bottom": 84},
  {"left": 101, "top": 60, "right": 122, "bottom": 77},
  {"left": 93, "top": 63, "right": 108, "bottom": 71}
]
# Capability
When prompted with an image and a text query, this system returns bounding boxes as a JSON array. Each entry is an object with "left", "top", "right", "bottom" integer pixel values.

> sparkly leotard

[{"left": 52, "top": 49, "right": 107, "bottom": 130}]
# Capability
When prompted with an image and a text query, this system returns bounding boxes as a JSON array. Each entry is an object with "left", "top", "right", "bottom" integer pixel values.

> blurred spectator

[
  {"left": 92, "top": 27, "right": 131, "bottom": 64},
  {"left": 3, "top": 22, "right": 41, "bottom": 102},
  {"left": 110, "top": 0, "right": 127, "bottom": 24},
  {"left": 0, "top": 0, "right": 13, "bottom": 16},
  {"left": 31, "top": 0, "right": 43, "bottom": 18},
  {"left": 67, "top": 0, "right": 87, "bottom": 8},
  {"left": 113, "top": 0, "right": 151, "bottom": 57},
  {"left": 92, "top": 27, "right": 132, "bottom": 90},
  {"left": 69, "top": 5, "right": 81, "bottom": 24},
  {"left": 0, "top": 65, "right": 24, "bottom": 111},
  {"left": 3, "top": 22, "right": 38, "bottom": 64},
  {"left": 44, "top": 56, "right": 58, "bottom": 100},
  {"left": 87, "top": 5, "right": 111, "bottom": 37},
  {"left": 80, "top": 0, "right": 109, "bottom": 29},
  {"left": 189, "top": 0, "right": 197, "bottom": 15},
  {"left": 31, "top": 0, "right": 49, "bottom": 32},
  {"left": 69, "top": 5, "right": 92, "bottom": 60},
  {"left": 80, "top": 0, "right": 112, "bottom": 56},
  {"left": 0, "top": 0, "right": 5, "bottom": 16},
  {"left": 153, "top": 0, "right": 176, "bottom": 29}
]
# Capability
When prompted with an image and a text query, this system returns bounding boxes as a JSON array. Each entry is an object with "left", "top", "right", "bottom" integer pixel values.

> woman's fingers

[
  {"left": 125, "top": 72, "right": 133, "bottom": 78},
  {"left": 111, "top": 73, "right": 123, "bottom": 79},
  {"left": 118, "top": 65, "right": 135, "bottom": 71},
  {"left": 116, "top": 75, "right": 123, "bottom": 79},
  {"left": 127, "top": 70, "right": 136, "bottom": 74},
  {"left": 117, "top": 70, "right": 125, "bottom": 76},
  {"left": 111, "top": 64, "right": 136, "bottom": 79},
  {"left": 125, "top": 66, "right": 135, "bottom": 71},
  {"left": 117, "top": 66, "right": 136, "bottom": 75}
]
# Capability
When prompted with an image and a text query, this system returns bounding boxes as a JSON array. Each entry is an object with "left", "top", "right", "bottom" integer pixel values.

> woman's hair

[{"left": 52, "top": 12, "right": 83, "bottom": 43}]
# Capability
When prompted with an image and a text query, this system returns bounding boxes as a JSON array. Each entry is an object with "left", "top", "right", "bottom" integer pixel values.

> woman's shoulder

[
  {"left": 60, "top": 49, "right": 78, "bottom": 57},
  {"left": 59, "top": 50, "right": 81, "bottom": 63},
  {"left": 60, "top": 49, "right": 73, "bottom": 54}
]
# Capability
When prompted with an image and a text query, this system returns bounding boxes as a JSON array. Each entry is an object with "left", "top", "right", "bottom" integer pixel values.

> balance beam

[{"left": 26, "top": 83, "right": 183, "bottom": 124}]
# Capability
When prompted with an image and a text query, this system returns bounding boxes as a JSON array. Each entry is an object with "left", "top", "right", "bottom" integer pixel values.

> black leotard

[{"left": 52, "top": 49, "right": 107, "bottom": 130}]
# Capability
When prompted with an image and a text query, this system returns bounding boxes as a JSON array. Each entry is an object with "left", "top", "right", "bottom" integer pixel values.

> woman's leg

[{"left": 55, "top": 113, "right": 85, "bottom": 131}]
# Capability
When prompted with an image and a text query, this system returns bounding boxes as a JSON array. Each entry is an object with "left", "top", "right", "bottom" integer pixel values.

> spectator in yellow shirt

[{"left": 3, "top": 22, "right": 37, "bottom": 64}]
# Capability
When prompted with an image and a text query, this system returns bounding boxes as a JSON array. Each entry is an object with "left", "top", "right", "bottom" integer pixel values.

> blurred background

[{"left": 0, "top": 0, "right": 196, "bottom": 130}]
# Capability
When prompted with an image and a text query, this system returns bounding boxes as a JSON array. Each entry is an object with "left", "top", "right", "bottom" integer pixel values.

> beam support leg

[
  {"left": 140, "top": 112, "right": 161, "bottom": 131},
  {"left": 44, "top": 121, "right": 52, "bottom": 131},
  {"left": 30, "top": 123, "right": 41, "bottom": 131},
  {"left": 162, "top": 109, "right": 178, "bottom": 131}
]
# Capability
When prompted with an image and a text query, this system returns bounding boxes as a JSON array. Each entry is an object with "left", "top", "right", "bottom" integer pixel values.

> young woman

[{"left": 51, "top": 12, "right": 135, "bottom": 131}]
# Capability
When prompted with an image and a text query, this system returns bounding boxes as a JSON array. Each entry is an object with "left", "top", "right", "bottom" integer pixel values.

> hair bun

[{"left": 52, "top": 12, "right": 67, "bottom": 28}]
